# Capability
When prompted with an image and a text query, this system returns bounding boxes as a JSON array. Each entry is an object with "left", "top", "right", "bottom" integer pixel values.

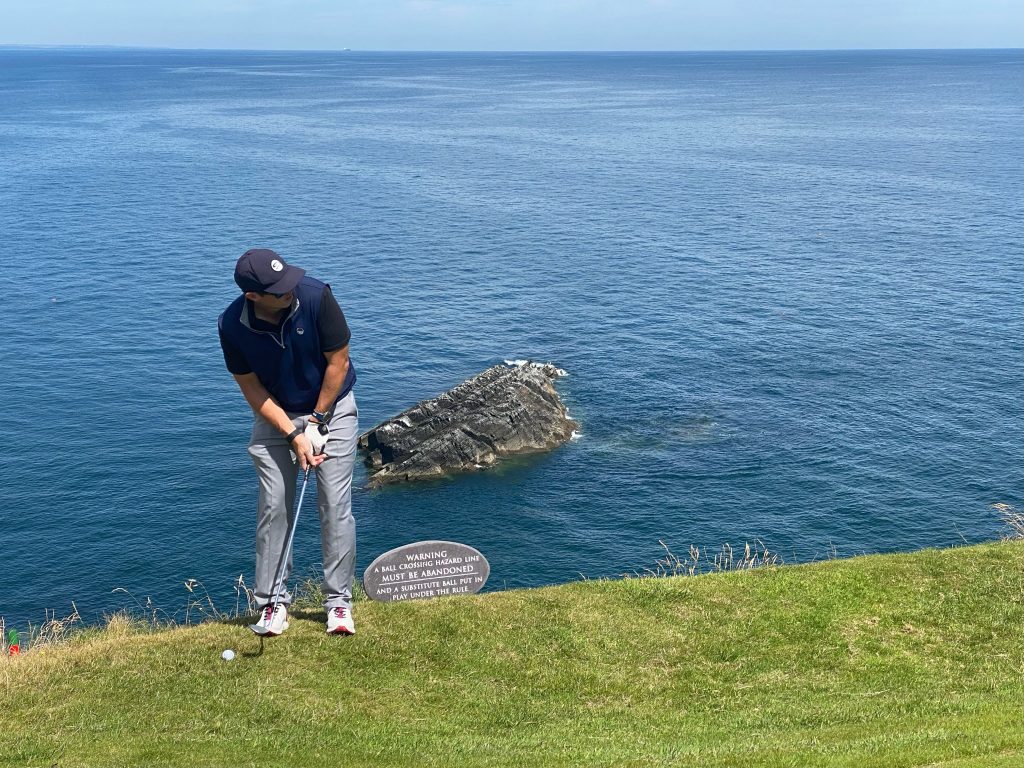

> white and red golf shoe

[
  {"left": 250, "top": 603, "right": 289, "bottom": 636},
  {"left": 326, "top": 605, "right": 355, "bottom": 635}
]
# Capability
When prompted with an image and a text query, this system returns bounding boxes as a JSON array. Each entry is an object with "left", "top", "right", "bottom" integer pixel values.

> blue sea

[{"left": 1, "top": 49, "right": 1022, "bottom": 632}]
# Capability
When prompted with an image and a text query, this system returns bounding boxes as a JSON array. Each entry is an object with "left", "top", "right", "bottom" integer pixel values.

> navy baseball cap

[{"left": 234, "top": 248, "right": 305, "bottom": 294}]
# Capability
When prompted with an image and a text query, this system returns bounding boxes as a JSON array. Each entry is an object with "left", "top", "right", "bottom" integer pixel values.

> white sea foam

[{"left": 504, "top": 359, "right": 568, "bottom": 377}]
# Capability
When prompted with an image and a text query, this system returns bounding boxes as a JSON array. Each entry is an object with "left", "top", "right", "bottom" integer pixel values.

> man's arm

[
  {"left": 231, "top": 372, "right": 324, "bottom": 469},
  {"left": 313, "top": 344, "right": 350, "bottom": 419}
]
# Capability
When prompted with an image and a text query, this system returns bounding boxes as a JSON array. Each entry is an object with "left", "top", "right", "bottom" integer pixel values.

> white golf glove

[{"left": 304, "top": 419, "right": 329, "bottom": 455}]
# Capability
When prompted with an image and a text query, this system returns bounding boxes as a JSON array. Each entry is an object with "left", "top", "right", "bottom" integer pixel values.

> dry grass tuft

[
  {"left": 993, "top": 503, "right": 1024, "bottom": 540},
  {"left": 103, "top": 611, "right": 151, "bottom": 637},
  {"left": 30, "top": 603, "right": 83, "bottom": 649},
  {"left": 182, "top": 578, "right": 230, "bottom": 624},
  {"left": 233, "top": 573, "right": 259, "bottom": 617},
  {"left": 110, "top": 586, "right": 172, "bottom": 627},
  {"left": 639, "top": 539, "right": 781, "bottom": 578}
]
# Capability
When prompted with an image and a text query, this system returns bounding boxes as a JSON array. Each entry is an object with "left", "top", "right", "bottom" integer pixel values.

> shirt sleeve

[
  {"left": 218, "top": 320, "right": 253, "bottom": 375},
  {"left": 318, "top": 285, "right": 351, "bottom": 352}
]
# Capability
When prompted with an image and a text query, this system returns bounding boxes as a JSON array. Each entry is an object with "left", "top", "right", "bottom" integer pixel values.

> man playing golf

[{"left": 218, "top": 248, "right": 358, "bottom": 636}]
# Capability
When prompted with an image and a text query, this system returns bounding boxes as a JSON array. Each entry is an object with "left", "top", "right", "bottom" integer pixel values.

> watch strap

[{"left": 286, "top": 427, "right": 303, "bottom": 444}]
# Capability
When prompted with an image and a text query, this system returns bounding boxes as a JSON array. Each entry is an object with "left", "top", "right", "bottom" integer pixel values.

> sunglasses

[{"left": 260, "top": 290, "right": 291, "bottom": 299}]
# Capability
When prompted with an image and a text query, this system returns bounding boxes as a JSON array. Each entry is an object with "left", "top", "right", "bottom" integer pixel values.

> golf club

[{"left": 248, "top": 464, "right": 311, "bottom": 636}]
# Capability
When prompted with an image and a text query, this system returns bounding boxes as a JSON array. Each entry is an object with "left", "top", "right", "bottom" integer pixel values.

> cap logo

[{"left": 270, "top": 259, "right": 284, "bottom": 272}]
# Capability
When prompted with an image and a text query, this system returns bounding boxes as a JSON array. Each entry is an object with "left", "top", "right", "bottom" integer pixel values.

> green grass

[{"left": 5, "top": 541, "right": 1024, "bottom": 767}]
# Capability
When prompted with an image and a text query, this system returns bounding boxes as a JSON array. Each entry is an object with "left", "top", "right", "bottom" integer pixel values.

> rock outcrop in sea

[{"left": 358, "top": 361, "right": 579, "bottom": 486}]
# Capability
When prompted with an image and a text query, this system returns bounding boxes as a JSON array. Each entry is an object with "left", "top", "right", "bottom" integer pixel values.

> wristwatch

[{"left": 312, "top": 408, "right": 331, "bottom": 423}]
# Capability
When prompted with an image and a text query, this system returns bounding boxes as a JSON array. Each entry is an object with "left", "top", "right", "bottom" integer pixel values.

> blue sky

[{"left": 1, "top": 0, "right": 1021, "bottom": 50}]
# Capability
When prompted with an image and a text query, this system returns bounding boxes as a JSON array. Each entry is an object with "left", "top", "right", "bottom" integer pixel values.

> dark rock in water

[{"left": 358, "top": 362, "right": 578, "bottom": 486}]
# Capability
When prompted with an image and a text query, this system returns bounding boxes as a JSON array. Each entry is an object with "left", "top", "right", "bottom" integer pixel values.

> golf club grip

[{"left": 270, "top": 467, "right": 310, "bottom": 605}]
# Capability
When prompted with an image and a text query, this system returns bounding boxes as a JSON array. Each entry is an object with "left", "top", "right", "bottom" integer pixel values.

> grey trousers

[{"left": 247, "top": 391, "right": 358, "bottom": 610}]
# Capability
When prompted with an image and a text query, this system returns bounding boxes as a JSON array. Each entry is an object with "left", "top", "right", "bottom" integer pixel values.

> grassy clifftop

[{"left": 5, "top": 541, "right": 1024, "bottom": 767}]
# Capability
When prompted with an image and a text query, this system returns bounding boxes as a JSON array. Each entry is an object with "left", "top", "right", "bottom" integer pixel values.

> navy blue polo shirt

[{"left": 218, "top": 277, "right": 356, "bottom": 413}]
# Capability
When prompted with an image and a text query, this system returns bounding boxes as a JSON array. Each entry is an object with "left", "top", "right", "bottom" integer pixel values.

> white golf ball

[{"left": 221, "top": 649, "right": 236, "bottom": 661}]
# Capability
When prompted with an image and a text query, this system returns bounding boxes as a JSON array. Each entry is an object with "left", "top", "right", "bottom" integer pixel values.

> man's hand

[
  {"left": 232, "top": 373, "right": 328, "bottom": 469},
  {"left": 304, "top": 420, "right": 329, "bottom": 456},
  {"left": 291, "top": 433, "right": 326, "bottom": 470}
]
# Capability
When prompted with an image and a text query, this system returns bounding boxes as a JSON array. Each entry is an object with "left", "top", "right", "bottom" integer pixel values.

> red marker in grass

[{"left": 7, "top": 630, "right": 19, "bottom": 656}]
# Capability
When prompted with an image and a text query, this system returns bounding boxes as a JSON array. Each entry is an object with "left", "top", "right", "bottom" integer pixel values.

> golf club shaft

[{"left": 270, "top": 466, "right": 311, "bottom": 605}]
